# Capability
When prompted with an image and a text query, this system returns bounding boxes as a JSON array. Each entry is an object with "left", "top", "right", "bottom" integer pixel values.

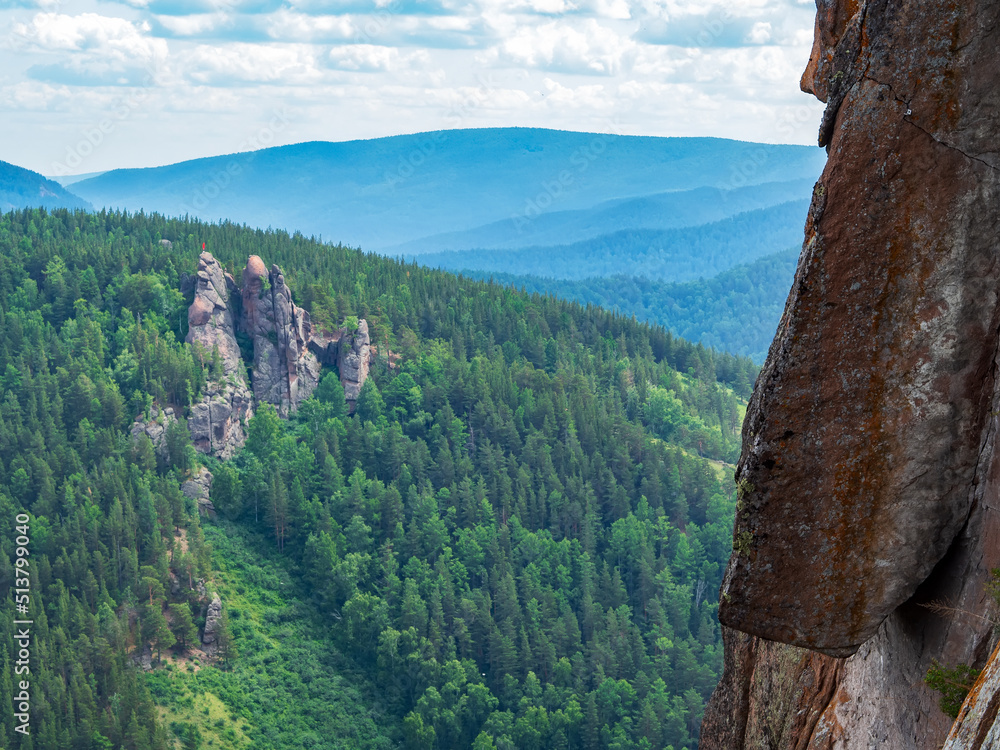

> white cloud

[
  {"left": 11, "top": 12, "right": 169, "bottom": 85},
  {"left": 183, "top": 42, "right": 323, "bottom": 83},
  {"left": 746, "top": 20, "right": 770, "bottom": 43},
  {"left": 488, "top": 19, "right": 634, "bottom": 75},
  {"left": 588, "top": 0, "right": 631, "bottom": 19},
  {"left": 13, "top": 12, "right": 166, "bottom": 62},
  {"left": 0, "top": 0, "right": 825, "bottom": 173},
  {"left": 154, "top": 12, "right": 226, "bottom": 36},
  {"left": 328, "top": 43, "right": 429, "bottom": 71},
  {"left": 262, "top": 10, "right": 355, "bottom": 41}
]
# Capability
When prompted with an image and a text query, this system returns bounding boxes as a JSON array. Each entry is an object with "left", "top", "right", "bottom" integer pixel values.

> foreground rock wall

[{"left": 703, "top": 0, "right": 1000, "bottom": 747}]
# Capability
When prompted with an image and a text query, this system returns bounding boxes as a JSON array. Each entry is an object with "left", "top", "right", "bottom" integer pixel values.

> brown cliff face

[
  {"left": 704, "top": 0, "right": 1000, "bottom": 747},
  {"left": 721, "top": 0, "right": 1000, "bottom": 656},
  {"left": 240, "top": 256, "right": 322, "bottom": 417}
]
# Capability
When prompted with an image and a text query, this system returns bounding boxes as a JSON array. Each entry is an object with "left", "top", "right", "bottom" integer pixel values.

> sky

[{"left": 0, "top": 0, "right": 825, "bottom": 176}]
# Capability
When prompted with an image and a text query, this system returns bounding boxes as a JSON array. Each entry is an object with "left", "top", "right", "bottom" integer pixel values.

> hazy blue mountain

[
  {"left": 0, "top": 160, "right": 92, "bottom": 212},
  {"left": 416, "top": 200, "right": 809, "bottom": 283},
  {"left": 70, "top": 128, "right": 825, "bottom": 250},
  {"left": 463, "top": 246, "right": 801, "bottom": 363},
  {"left": 389, "top": 178, "right": 817, "bottom": 255},
  {"left": 49, "top": 171, "right": 106, "bottom": 187}
]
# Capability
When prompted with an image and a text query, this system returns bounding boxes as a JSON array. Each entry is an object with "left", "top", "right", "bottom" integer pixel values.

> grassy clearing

[{"left": 147, "top": 520, "right": 399, "bottom": 750}]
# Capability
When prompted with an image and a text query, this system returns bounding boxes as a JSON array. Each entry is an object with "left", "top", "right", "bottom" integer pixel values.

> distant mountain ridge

[
  {"left": 69, "top": 128, "right": 826, "bottom": 251},
  {"left": 51, "top": 128, "right": 822, "bottom": 365},
  {"left": 0, "top": 160, "right": 92, "bottom": 212},
  {"left": 388, "top": 178, "right": 816, "bottom": 256},
  {"left": 415, "top": 200, "right": 810, "bottom": 282}
]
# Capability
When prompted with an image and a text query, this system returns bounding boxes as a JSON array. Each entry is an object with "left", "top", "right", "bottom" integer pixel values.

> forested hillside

[
  {"left": 0, "top": 208, "right": 756, "bottom": 749},
  {"left": 0, "top": 161, "right": 91, "bottom": 213},
  {"left": 465, "top": 249, "right": 800, "bottom": 363},
  {"left": 416, "top": 201, "right": 809, "bottom": 283},
  {"left": 389, "top": 180, "right": 815, "bottom": 256}
]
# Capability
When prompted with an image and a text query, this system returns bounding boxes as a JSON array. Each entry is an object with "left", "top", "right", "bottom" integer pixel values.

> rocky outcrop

[
  {"left": 201, "top": 594, "right": 222, "bottom": 656},
  {"left": 240, "top": 256, "right": 321, "bottom": 416},
  {"left": 130, "top": 405, "right": 176, "bottom": 460},
  {"left": 338, "top": 319, "right": 371, "bottom": 410},
  {"left": 133, "top": 643, "right": 153, "bottom": 671},
  {"left": 184, "top": 253, "right": 376, "bottom": 442},
  {"left": 703, "top": 0, "right": 1000, "bottom": 747},
  {"left": 181, "top": 467, "right": 215, "bottom": 519},
  {"left": 945, "top": 641, "right": 1000, "bottom": 749},
  {"left": 186, "top": 252, "right": 253, "bottom": 458}
]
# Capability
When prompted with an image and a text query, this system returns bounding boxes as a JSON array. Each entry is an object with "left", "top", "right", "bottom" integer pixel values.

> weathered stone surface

[
  {"left": 720, "top": 0, "right": 1000, "bottom": 656},
  {"left": 241, "top": 256, "right": 321, "bottom": 416},
  {"left": 705, "top": 328, "right": 1000, "bottom": 750},
  {"left": 186, "top": 252, "right": 253, "bottom": 458},
  {"left": 181, "top": 466, "right": 215, "bottom": 519},
  {"left": 130, "top": 405, "right": 176, "bottom": 460},
  {"left": 201, "top": 594, "right": 223, "bottom": 656},
  {"left": 703, "top": 0, "right": 1000, "bottom": 747},
  {"left": 134, "top": 643, "right": 153, "bottom": 671},
  {"left": 944, "top": 640, "right": 1000, "bottom": 749},
  {"left": 338, "top": 319, "right": 372, "bottom": 410},
  {"left": 307, "top": 329, "right": 341, "bottom": 367},
  {"left": 702, "top": 626, "right": 842, "bottom": 749}
]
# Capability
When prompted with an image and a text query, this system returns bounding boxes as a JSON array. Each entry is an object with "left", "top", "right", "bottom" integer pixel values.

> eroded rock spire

[
  {"left": 240, "top": 256, "right": 322, "bottom": 417},
  {"left": 186, "top": 252, "right": 253, "bottom": 459}
]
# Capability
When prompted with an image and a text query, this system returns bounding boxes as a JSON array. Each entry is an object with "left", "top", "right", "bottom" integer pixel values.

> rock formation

[
  {"left": 240, "top": 256, "right": 322, "bottom": 416},
  {"left": 183, "top": 253, "right": 375, "bottom": 446},
  {"left": 338, "top": 319, "right": 371, "bottom": 410},
  {"left": 130, "top": 405, "right": 176, "bottom": 461},
  {"left": 944, "top": 642, "right": 1000, "bottom": 749},
  {"left": 181, "top": 467, "right": 215, "bottom": 519},
  {"left": 186, "top": 252, "right": 253, "bottom": 458},
  {"left": 201, "top": 594, "right": 223, "bottom": 656},
  {"left": 702, "top": 0, "right": 1000, "bottom": 747}
]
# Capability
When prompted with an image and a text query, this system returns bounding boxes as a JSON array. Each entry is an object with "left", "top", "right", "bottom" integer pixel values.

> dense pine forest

[
  {"left": 463, "top": 248, "right": 800, "bottom": 364},
  {"left": 0, "top": 208, "right": 757, "bottom": 749}
]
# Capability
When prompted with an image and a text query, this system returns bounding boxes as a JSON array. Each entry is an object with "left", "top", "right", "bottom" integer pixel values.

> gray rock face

[
  {"left": 181, "top": 466, "right": 215, "bottom": 519},
  {"left": 135, "top": 643, "right": 153, "bottom": 671},
  {"left": 184, "top": 253, "right": 373, "bottom": 431},
  {"left": 338, "top": 319, "right": 372, "bottom": 410},
  {"left": 201, "top": 594, "right": 222, "bottom": 656},
  {"left": 130, "top": 405, "right": 176, "bottom": 460},
  {"left": 241, "top": 256, "right": 321, "bottom": 416},
  {"left": 186, "top": 252, "right": 253, "bottom": 458}
]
